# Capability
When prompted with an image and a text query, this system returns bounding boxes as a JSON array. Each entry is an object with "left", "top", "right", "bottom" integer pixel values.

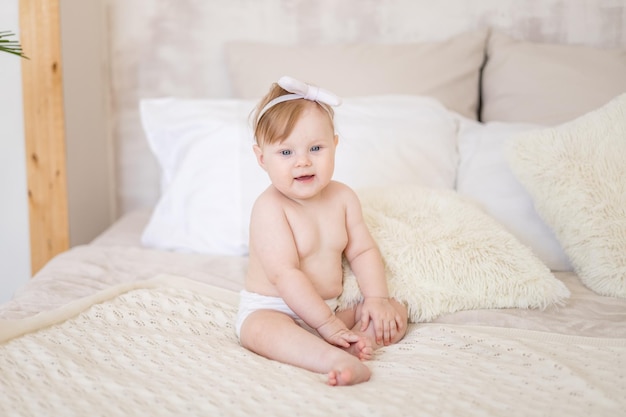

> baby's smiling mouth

[{"left": 295, "top": 175, "right": 315, "bottom": 182}]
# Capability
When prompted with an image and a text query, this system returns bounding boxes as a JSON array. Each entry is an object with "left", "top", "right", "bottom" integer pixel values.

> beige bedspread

[
  {"left": 2, "top": 210, "right": 625, "bottom": 416},
  {"left": 1, "top": 275, "right": 625, "bottom": 417}
]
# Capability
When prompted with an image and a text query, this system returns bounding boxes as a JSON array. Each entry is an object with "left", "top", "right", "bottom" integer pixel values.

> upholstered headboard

[{"left": 106, "top": 0, "right": 626, "bottom": 214}]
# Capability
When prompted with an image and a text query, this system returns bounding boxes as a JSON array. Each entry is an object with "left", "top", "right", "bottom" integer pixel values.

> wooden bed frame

[{"left": 19, "top": 0, "right": 69, "bottom": 275}]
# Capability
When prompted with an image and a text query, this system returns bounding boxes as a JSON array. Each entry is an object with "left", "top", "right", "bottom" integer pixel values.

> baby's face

[{"left": 255, "top": 104, "right": 338, "bottom": 202}]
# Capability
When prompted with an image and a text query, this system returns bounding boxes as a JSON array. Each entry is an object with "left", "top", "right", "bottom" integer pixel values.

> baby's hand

[
  {"left": 360, "top": 297, "right": 402, "bottom": 346},
  {"left": 316, "top": 315, "right": 359, "bottom": 348}
]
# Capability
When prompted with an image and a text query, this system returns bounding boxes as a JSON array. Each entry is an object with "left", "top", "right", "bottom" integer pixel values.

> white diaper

[{"left": 235, "top": 290, "right": 338, "bottom": 338}]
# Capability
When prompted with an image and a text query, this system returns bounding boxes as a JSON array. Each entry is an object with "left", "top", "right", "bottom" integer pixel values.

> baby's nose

[{"left": 295, "top": 155, "right": 311, "bottom": 166}]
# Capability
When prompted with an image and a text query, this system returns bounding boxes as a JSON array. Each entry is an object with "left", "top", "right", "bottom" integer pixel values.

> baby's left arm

[{"left": 342, "top": 188, "right": 401, "bottom": 345}]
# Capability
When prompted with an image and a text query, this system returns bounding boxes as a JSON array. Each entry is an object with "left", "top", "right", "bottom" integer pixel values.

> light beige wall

[
  {"left": 0, "top": 0, "right": 30, "bottom": 302},
  {"left": 60, "top": 0, "right": 115, "bottom": 246}
]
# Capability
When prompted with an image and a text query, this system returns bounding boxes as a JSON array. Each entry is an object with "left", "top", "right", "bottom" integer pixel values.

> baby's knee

[
  {"left": 238, "top": 310, "right": 273, "bottom": 349},
  {"left": 390, "top": 297, "right": 408, "bottom": 314},
  {"left": 391, "top": 298, "right": 409, "bottom": 337}
]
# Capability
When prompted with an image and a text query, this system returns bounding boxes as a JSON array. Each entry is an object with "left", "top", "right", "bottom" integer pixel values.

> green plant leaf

[{"left": 0, "top": 31, "right": 29, "bottom": 59}]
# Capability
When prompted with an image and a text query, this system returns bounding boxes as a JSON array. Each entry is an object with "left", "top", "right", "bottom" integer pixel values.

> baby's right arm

[{"left": 273, "top": 264, "right": 357, "bottom": 347}]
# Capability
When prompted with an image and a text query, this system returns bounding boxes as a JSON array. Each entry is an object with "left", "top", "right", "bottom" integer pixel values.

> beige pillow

[
  {"left": 481, "top": 32, "right": 626, "bottom": 125},
  {"left": 225, "top": 30, "right": 487, "bottom": 119},
  {"left": 507, "top": 93, "right": 626, "bottom": 298},
  {"left": 339, "top": 186, "right": 570, "bottom": 323}
]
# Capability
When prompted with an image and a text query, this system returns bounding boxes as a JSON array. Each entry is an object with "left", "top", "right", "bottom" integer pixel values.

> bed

[{"left": 2, "top": 1, "right": 626, "bottom": 415}]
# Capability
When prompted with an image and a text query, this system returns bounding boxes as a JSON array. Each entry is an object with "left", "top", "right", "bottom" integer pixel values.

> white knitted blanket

[{"left": 1, "top": 275, "right": 624, "bottom": 417}]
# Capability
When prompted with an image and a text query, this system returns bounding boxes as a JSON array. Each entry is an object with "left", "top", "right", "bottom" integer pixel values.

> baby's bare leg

[
  {"left": 239, "top": 310, "right": 371, "bottom": 386},
  {"left": 335, "top": 308, "right": 373, "bottom": 360},
  {"left": 344, "top": 336, "right": 374, "bottom": 361}
]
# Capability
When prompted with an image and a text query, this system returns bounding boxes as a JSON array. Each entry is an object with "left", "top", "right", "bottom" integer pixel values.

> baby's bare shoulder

[
  {"left": 326, "top": 181, "right": 360, "bottom": 205},
  {"left": 253, "top": 186, "right": 285, "bottom": 207},
  {"left": 327, "top": 180, "right": 357, "bottom": 196},
  {"left": 250, "top": 187, "right": 287, "bottom": 220}
]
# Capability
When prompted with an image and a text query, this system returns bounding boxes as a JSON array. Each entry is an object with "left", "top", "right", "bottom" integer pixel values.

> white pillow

[
  {"left": 456, "top": 118, "right": 572, "bottom": 271},
  {"left": 140, "top": 98, "right": 265, "bottom": 255},
  {"left": 507, "top": 93, "right": 626, "bottom": 298},
  {"left": 334, "top": 96, "right": 458, "bottom": 190},
  {"left": 339, "top": 186, "right": 571, "bottom": 322},
  {"left": 140, "top": 96, "right": 459, "bottom": 255}
]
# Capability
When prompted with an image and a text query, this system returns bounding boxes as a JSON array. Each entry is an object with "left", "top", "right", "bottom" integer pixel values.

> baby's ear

[{"left": 253, "top": 144, "right": 266, "bottom": 169}]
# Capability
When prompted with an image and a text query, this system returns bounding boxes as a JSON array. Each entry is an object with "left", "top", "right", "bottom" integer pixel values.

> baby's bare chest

[{"left": 287, "top": 209, "right": 348, "bottom": 258}]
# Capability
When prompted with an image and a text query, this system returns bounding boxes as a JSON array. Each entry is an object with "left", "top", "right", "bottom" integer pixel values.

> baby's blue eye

[
  {"left": 280, "top": 149, "right": 292, "bottom": 156},
  {"left": 311, "top": 145, "right": 321, "bottom": 152}
]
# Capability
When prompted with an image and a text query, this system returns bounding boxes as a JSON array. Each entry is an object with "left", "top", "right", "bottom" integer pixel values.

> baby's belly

[{"left": 306, "top": 266, "right": 344, "bottom": 299}]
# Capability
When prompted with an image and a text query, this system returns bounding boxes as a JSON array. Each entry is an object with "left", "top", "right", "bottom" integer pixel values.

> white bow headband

[{"left": 256, "top": 76, "right": 342, "bottom": 123}]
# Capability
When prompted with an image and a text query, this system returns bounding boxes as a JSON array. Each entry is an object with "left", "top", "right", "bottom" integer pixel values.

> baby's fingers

[
  {"left": 374, "top": 319, "right": 386, "bottom": 345},
  {"left": 344, "top": 331, "right": 359, "bottom": 343},
  {"left": 382, "top": 321, "right": 391, "bottom": 345},
  {"left": 359, "top": 310, "right": 372, "bottom": 332},
  {"left": 395, "top": 313, "right": 405, "bottom": 333},
  {"left": 374, "top": 318, "right": 398, "bottom": 346},
  {"left": 385, "top": 320, "right": 399, "bottom": 345},
  {"left": 336, "top": 330, "right": 359, "bottom": 347}
]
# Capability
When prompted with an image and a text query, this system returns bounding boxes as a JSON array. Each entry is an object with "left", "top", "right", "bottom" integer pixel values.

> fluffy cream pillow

[
  {"left": 481, "top": 32, "right": 626, "bottom": 125},
  {"left": 507, "top": 93, "right": 626, "bottom": 298},
  {"left": 339, "top": 186, "right": 570, "bottom": 322},
  {"left": 225, "top": 30, "right": 487, "bottom": 119}
]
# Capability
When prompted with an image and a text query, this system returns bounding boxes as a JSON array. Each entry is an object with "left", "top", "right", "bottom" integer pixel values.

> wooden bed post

[{"left": 19, "top": 0, "right": 69, "bottom": 275}]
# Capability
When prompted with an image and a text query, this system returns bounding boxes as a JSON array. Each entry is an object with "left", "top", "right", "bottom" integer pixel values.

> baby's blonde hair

[{"left": 252, "top": 82, "right": 335, "bottom": 146}]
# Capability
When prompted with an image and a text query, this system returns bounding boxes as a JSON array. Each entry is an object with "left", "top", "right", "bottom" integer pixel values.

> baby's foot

[
  {"left": 327, "top": 359, "right": 371, "bottom": 386},
  {"left": 343, "top": 335, "right": 373, "bottom": 361}
]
